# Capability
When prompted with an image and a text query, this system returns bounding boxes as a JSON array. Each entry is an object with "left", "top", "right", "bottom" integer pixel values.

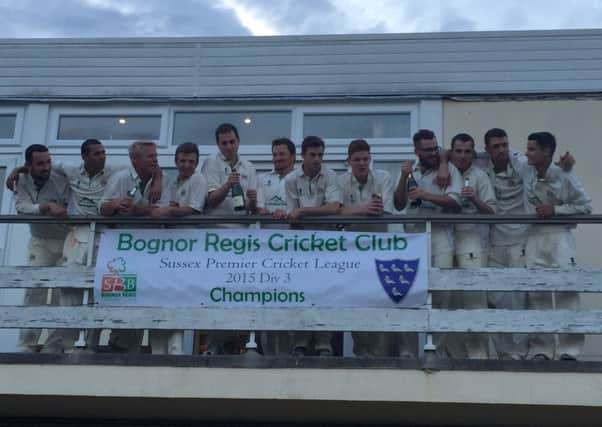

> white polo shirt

[
  {"left": 456, "top": 164, "right": 496, "bottom": 233},
  {"left": 285, "top": 166, "right": 342, "bottom": 211},
  {"left": 14, "top": 171, "right": 70, "bottom": 239},
  {"left": 53, "top": 163, "right": 123, "bottom": 216},
  {"left": 201, "top": 152, "right": 257, "bottom": 216},
  {"left": 159, "top": 172, "right": 207, "bottom": 213},
  {"left": 337, "top": 169, "right": 394, "bottom": 232},
  {"left": 257, "top": 170, "right": 288, "bottom": 212},
  {"left": 100, "top": 166, "right": 159, "bottom": 208}
]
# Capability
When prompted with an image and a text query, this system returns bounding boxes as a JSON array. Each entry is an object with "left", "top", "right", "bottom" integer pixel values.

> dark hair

[
  {"left": 175, "top": 142, "right": 200, "bottom": 164},
  {"left": 484, "top": 128, "right": 508, "bottom": 146},
  {"left": 272, "top": 138, "right": 296, "bottom": 155},
  {"left": 301, "top": 135, "right": 325, "bottom": 155},
  {"left": 25, "top": 144, "right": 49, "bottom": 163},
  {"left": 215, "top": 123, "right": 239, "bottom": 142},
  {"left": 451, "top": 133, "right": 475, "bottom": 150},
  {"left": 528, "top": 131, "right": 557, "bottom": 156},
  {"left": 412, "top": 129, "right": 436, "bottom": 147},
  {"left": 348, "top": 139, "right": 370, "bottom": 157},
  {"left": 81, "top": 138, "right": 102, "bottom": 156}
]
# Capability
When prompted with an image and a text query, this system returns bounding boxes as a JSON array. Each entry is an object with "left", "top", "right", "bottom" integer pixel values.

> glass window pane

[
  {"left": 0, "top": 115, "right": 16, "bottom": 139},
  {"left": 303, "top": 113, "right": 410, "bottom": 139},
  {"left": 173, "top": 111, "right": 291, "bottom": 146},
  {"left": 0, "top": 167, "right": 5, "bottom": 209},
  {"left": 58, "top": 116, "right": 161, "bottom": 140}
]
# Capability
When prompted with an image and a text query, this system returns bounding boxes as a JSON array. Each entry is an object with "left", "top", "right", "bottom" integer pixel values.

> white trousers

[
  {"left": 487, "top": 241, "right": 529, "bottom": 360},
  {"left": 526, "top": 228, "right": 582, "bottom": 359},
  {"left": 444, "top": 231, "right": 489, "bottom": 359},
  {"left": 18, "top": 236, "right": 64, "bottom": 352}
]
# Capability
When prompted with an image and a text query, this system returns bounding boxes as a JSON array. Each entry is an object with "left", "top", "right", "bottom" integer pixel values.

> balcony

[{"left": 1, "top": 214, "right": 602, "bottom": 427}]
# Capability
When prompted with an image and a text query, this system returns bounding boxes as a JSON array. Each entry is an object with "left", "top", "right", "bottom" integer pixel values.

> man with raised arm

[
  {"left": 338, "top": 139, "right": 395, "bottom": 357},
  {"left": 279, "top": 135, "right": 342, "bottom": 356},
  {"left": 523, "top": 131, "right": 591, "bottom": 361},
  {"left": 7, "top": 138, "right": 161, "bottom": 353},
  {"left": 394, "top": 129, "right": 462, "bottom": 358},
  {"left": 469, "top": 127, "right": 574, "bottom": 360},
  {"left": 14, "top": 144, "right": 69, "bottom": 352}
]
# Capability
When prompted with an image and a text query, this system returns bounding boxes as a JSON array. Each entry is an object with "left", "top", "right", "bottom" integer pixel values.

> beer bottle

[
  {"left": 231, "top": 167, "right": 246, "bottom": 211},
  {"left": 406, "top": 173, "right": 421, "bottom": 207}
]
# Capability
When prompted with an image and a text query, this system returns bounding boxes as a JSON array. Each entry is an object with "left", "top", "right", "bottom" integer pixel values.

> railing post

[
  {"left": 244, "top": 220, "right": 261, "bottom": 357},
  {"left": 423, "top": 220, "right": 436, "bottom": 358},
  {"left": 75, "top": 221, "right": 95, "bottom": 349}
]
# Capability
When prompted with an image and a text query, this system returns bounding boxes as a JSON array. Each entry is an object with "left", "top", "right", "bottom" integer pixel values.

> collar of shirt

[
  {"left": 350, "top": 169, "right": 374, "bottom": 190},
  {"left": 300, "top": 166, "right": 324, "bottom": 182},
  {"left": 79, "top": 164, "right": 106, "bottom": 179},
  {"left": 217, "top": 151, "right": 241, "bottom": 169}
]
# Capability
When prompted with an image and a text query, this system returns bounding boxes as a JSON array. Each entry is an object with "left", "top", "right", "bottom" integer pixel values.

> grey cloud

[{"left": 0, "top": 0, "right": 250, "bottom": 37}]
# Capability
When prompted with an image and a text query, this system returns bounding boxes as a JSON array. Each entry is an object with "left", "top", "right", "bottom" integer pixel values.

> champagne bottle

[
  {"left": 406, "top": 172, "right": 421, "bottom": 207},
  {"left": 231, "top": 168, "right": 246, "bottom": 211},
  {"left": 461, "top": 177, "right": 471, "bottom": 208}
]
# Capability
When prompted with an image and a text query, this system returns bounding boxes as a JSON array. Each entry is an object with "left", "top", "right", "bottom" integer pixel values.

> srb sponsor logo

[{"left": 101, "top": 257, "right": 137, "bottom": 298}]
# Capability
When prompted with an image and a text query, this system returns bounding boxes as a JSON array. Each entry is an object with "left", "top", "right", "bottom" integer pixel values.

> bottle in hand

[
  {"left": 231, "top": 167, "right": 246, "bottom": 211},
  {"left": 406, "top": 173, "right": 422, "bottom": 207}
]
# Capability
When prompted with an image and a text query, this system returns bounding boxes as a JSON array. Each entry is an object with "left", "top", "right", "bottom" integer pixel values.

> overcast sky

[{"left": 0, "top": 0, "right": 600, "bottom": 38}]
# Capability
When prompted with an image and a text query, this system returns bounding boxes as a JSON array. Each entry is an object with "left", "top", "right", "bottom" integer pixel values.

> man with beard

[
  {"left": 257, "top": 138, "right": 296, "bottom": 218},
  {"left": 14, "top": 144, "right": 69, "bottom": 352},
  {"left": 394, "top": 129, "right": 462, "bottom": 358}
]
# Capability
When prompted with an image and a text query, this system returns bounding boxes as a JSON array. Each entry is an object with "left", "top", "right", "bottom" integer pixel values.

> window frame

[
  {"left": 0, "top": 107, "right": 24, "bottom": 147},
  {"left": 168, "top": 105, "right": 295, "bottom": 159},
  {"left": 168, "top": 103, "right": 419, "bottom": 163},
  {"left": 47, "top": 105, "right": 170, "bottom": 149}
]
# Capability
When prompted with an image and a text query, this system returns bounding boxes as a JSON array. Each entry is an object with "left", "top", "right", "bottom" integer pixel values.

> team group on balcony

[{"left": 8, "top": 122, "right": 592, "bottom": 361}]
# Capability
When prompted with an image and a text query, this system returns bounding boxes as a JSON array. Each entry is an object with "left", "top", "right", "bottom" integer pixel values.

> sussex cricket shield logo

[
  {"left": 375, "top": 259, "right": 419, "bottom": 303},
  {"left": 101, "top": 257, "right": 137, "bottom": 298}
]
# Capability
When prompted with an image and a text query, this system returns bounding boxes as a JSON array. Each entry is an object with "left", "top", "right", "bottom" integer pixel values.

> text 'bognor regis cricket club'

[{"left": 93, "top": 229, "right": 429, "bottom": 309}]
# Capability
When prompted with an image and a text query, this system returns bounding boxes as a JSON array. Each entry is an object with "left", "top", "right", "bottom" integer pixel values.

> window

[
  {"left": 57, "top": 115, "right": 161, "bottom": 141},
  {"left": 0, "top": 115, "right": 16, "bottom": 139},
  {"left": 173, "top": 111, "right": 292, "bottom": 146},
  {"left": 303, "top": 113, "right": 411, "bottom": 140}
]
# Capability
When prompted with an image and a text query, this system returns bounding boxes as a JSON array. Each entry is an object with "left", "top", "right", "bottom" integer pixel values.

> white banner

[{"left": 94, "top": 229, "right": 428, "bottom": 308}]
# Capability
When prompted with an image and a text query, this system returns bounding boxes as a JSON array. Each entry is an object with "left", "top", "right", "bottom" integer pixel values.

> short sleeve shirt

[
  {"left": 159, "top": 172, "right": 207, "bottom": 212},
  {"left": 284, "top": 166, "right": 342, "bottom": 211},
  {"left": 456, "top": 164, "right": 497, "bottom": 233},
  {"left": 53, "top": 162, "right": 123, "bottom": 216},
  {"left": 201, "top": 152, "right": 257, "bottom": 216},
  {"left": 257, "top": 170, "right": 288, "bottom": 212},
  {"left": 337, "top": 168, "right": 394, "bottom": 232},
  {"left": 100, "top": 166, "right": 158, "bottom": 208}
]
